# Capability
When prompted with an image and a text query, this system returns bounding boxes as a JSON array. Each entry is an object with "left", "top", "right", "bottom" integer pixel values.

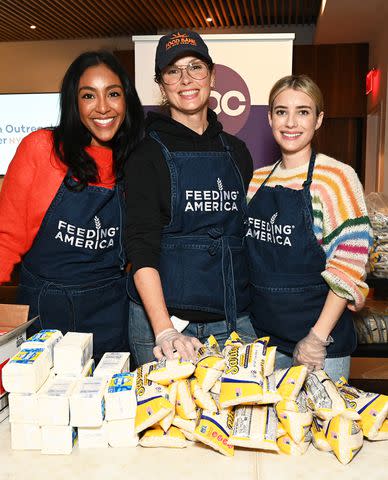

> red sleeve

[{"left": 0, "top": 130, "right": 66, "bottom": 283}]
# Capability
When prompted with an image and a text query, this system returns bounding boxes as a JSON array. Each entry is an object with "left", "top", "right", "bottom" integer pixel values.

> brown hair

[{"left": 268, "top": 74, "right": 324, "bottom": 116}]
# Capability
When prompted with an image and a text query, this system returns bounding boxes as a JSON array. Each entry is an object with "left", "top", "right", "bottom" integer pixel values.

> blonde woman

[{"left": 246, "top": 75, "right": 372, "bottom": 381}]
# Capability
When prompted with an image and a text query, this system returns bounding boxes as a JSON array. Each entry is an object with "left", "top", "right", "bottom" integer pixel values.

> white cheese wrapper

[
  {"left": 11, "top": 422, "right": 41, "bottom": 450},
  {"left": 54, "top": 332, "right": 93, "bottom": 376},
  {"left": 41, "top": 425, "right": 77, "bottom": 455},
  {"left": 93, "top": 352, "right": 130, "bottom": 380},
  {"left": 70, "top": 377, "right": 107, "bottom": 427},
  {"left": 3, "top": 348, "right": 51, "bottom": 394}
]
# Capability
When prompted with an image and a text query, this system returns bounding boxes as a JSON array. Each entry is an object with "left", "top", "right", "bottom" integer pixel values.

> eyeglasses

[{"left": 161, "top": 61, "right": 209, "bottom": 85}]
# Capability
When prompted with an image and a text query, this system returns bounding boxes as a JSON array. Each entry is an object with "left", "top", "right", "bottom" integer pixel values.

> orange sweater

[{"left": 0, "top": 129, "right": 116, "bottom": 283}]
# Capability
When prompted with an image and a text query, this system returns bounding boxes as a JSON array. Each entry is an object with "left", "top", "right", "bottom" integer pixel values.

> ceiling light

[
  {"left": 206, "top": 17, "right": 213, "bottom": 22},
  {"left": 30, "top": 25, "right": 36, "bottom": 29}
]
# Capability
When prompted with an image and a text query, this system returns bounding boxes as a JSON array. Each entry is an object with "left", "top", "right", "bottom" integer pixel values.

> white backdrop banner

[{"left": 133, "top": 33, "right": 294, "bottom": 168}]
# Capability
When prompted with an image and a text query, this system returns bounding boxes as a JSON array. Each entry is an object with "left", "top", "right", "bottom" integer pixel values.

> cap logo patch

[{"left": 166, "top": 32, "right": 197, "bottom": 50}]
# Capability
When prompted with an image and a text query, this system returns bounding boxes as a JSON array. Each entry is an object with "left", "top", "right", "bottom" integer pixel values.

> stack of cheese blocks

[
  {"left": 134, "top": 333, "right": 388, "bottom": 465},
  {"left": 3, "top": 330, "right": 138, "bottom": 454}
]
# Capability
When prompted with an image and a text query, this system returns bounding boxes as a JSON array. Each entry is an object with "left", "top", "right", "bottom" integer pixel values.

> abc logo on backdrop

[{"left": 209, "top": 64, "right": 251, "bottom": 135}]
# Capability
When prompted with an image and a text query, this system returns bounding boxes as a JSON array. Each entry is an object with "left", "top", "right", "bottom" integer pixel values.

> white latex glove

[
  {"left": 293, "top": 328, "right": 333, "bottom": 373},
  {"left": 153, "top": 328, "right": 203, "bottom": 362}
]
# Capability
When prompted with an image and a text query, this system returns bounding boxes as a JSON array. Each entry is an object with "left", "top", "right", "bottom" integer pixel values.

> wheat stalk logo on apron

[
  {"left": 94, "top": 216, "right": 101, "bottom": 249},
  {"left": 270, "top": 212, "right": 278, "bottom": 240}
]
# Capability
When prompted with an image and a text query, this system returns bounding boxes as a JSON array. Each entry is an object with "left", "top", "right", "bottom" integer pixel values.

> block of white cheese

[
  {"left": 41, "top": 425, "right": 77, "bottom": 455},
  {"left": 38, "top": 377, "right": 77, "bottom": 426},
  {"left": 20, "top": 329, "right": 63, "bottom": 367},
  {"left": 2, "top": 348, "right": 51, "bottom": 394},
  {"left": 53, "top": 332, "right": 93, "bottom": 376},
  {"left": 8, "top": 373, "right": 53, "bottom": 424},
  {"left": 55, "top": 358, "right": 95, "bottom": 380},
  {"left": 11, "top": 422, "right": 41, "bottom": 450},
  {"left": 104, "top": 372, "right": 137, "bottom": 421},
  {"left": 93, "top": 352, "right": 130, "bottom": 380},
  {"left": 70, "top": 377, "right": 107, "bottom": 427},
  {"left": 106, "top": 418, "right": 138, "bottom": 447},
  {"left": 78, "top": 423, "right": 108, "bottom": 448}
]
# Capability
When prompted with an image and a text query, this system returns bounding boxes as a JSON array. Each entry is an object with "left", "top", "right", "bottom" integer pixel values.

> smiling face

[
  {"left": 268, "top": 88, "right": 323, "bottom": 157},
  {"left": 78, "top": 64, "right": 126, "bottom": 147},
  {"left": 159, "top": 55, "right": 214, "bottom": 123}
]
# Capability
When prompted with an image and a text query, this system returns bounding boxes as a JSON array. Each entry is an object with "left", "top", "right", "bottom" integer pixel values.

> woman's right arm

[
  {"left": 0, "top": 136, "right": 39, "bottom": 283},
  {"left": 0, "top": 131, "right": 65, "bottom": 284}
]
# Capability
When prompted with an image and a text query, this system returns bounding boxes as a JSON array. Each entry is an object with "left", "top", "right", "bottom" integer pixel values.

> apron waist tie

[
  {"left": 37, "top": 282, "right": 76, "bottom": 332},
  {"left": 207, "top": 227, "right": 237, "bottom": 334}
]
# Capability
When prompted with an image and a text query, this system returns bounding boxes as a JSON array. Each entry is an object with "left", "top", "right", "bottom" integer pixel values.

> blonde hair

[{"left": 268, "top": 74, "right": 324, "bottom": 116}]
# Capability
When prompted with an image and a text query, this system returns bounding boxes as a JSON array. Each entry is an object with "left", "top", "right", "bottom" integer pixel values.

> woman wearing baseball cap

[{"left": 124, "top": 30, "right": 256, "bottom": 366}]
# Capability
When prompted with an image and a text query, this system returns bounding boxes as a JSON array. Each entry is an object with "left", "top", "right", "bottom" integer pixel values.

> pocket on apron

[{"left": 250, "top": 282, "right": 328, "bottom": 351}]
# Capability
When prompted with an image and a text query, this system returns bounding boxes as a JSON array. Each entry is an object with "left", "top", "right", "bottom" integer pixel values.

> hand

[
  {"left": 153, "top": 328, "right": 203, "bottom": 362},
  {"left": 293, "top": 328, "right": 332, "bottom": 373}
]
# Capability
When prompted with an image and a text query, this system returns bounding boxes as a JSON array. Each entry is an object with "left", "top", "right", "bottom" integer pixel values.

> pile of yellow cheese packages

[{"left": 135, "top": 333, "right": 388, "bottom": 464}]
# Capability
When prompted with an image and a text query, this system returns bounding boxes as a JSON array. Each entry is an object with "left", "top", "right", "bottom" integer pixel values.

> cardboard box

[{"left": 0, "top": 304, "right": 38, "bottom": 421}]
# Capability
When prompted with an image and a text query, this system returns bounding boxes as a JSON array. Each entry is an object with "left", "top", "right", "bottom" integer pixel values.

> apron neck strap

[
  {"left": 260, "top": 159, "right": 282, "bottom": 189},
  {"left": 302, "top": 150, "right": 317, "bottom": 191}
]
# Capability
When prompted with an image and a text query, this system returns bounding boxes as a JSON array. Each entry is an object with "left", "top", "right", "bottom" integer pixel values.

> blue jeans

[
  {"left": 128, "top": 300, "right": 257, "bottom": 368},
  {"left": 275, "top": 351, "right": 351, "bottom": 383}
]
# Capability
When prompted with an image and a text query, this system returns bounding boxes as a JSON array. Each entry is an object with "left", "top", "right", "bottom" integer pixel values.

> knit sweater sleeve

[
  {"left": 311, "top": 155, "right": 373, "bottom": 308},
  {"left": 0, "top": 130, "right": 65, "bottom": 283}
]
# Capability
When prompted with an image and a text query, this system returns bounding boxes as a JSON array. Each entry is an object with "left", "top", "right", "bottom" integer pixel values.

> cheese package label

[
  {"left": 230, "top": 405, "right": 279, "bottom": 451},
  {"left": 2, "top": 348, "right": 51, "bottom": 394},
  {"left": 104, "top": 372, "right": 137, "bottom": 421},
  {"left": 21, "top": 329, "right": 63, "bottom": 367},
  {"left": 70, "top": 377, "right": 107, "bottom": 427},
  {"left": 38, "top": 377, "right": 77, "bottom": 426},
  {"left": 93, "top": 352, "right": 130, "bottom": 380}
]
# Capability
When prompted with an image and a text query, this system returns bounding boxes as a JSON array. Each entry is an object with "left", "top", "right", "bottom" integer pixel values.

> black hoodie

[{"left": 124, "top": 109, "right": 253, "bottom": 320}]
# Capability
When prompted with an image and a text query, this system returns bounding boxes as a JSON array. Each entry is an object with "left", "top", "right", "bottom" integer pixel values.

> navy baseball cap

[{"left": 155, "top": 29, "right": 212, "bottom": 73}]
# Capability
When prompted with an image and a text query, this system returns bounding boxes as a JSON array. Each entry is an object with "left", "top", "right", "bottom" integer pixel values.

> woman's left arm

[
  {"left": 293, "top": 161, "right": 373, "bottom": 370},
  {"left": 293, "top": 290, "right": 347, "bottom": 371}
]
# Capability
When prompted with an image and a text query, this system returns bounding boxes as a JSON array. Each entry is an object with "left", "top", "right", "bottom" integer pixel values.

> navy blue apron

[
  {"left": 128, "top": 131, "right": 250, "bottom": 334},
  {"left": 17, "top": 172, "right": 129, "bottom": 358},
  {"left": 246, "top": 152, "right": 356, "bottom": 357}
]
